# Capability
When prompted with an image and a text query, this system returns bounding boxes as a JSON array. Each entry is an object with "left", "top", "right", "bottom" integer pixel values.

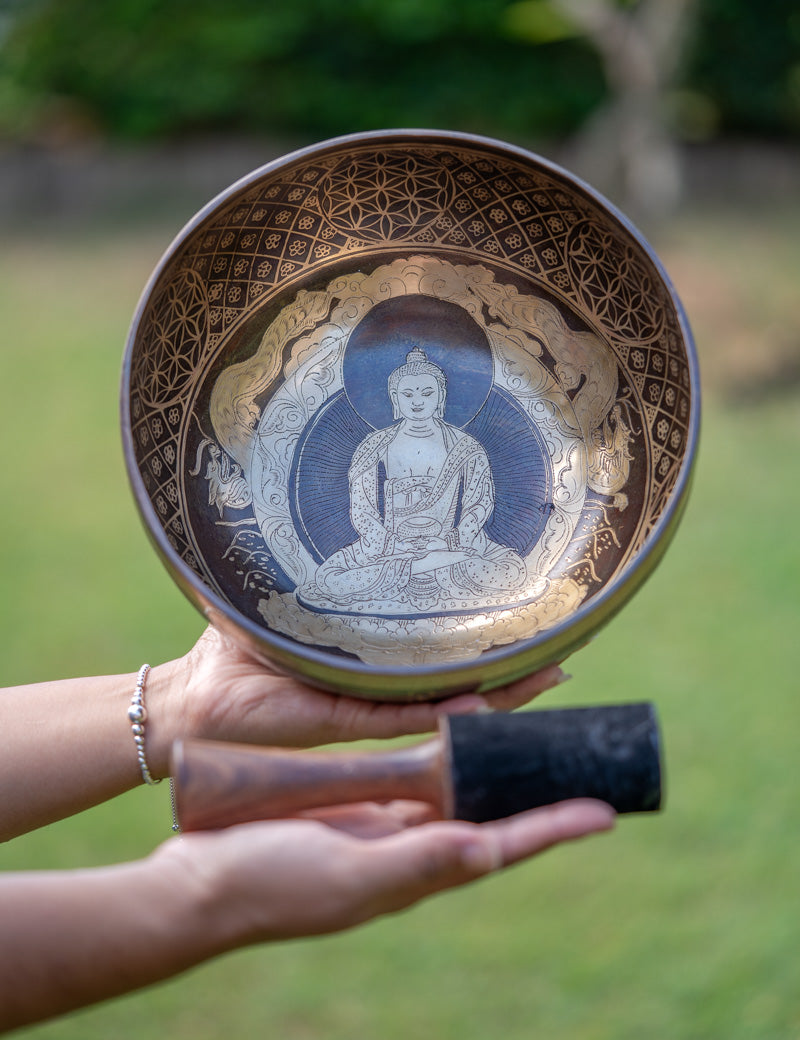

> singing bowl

[{"left": 122, "top": 129, "right": 699, "bottom": 701}]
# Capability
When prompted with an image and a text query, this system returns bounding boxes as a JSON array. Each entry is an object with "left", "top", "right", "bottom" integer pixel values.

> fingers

[
  {"left": 481, "top": 799, "right": 616, "bottom": 868},
  {"left": 326, "top": 664, "right": 571, "bottom": 742},
  {"left": 299, "top": 800, "right": 440, "bottom": 838},
  {"left": 432, "top": 663, "right": 570, "bottom": 718},
  {"left": 476, "top": 664, "right": 571, "bottom": 712},
  {"left": 353, "top": 799, "right": 615, "bottom": 918}
]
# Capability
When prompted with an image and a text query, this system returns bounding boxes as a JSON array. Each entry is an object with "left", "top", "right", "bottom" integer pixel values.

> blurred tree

[{"left": 504, "top": 0, "right": 697, "bottom": 219}]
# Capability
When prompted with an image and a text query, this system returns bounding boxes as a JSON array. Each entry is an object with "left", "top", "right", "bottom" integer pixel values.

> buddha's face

[{"left": 393, "top": 374, "right": 442, "bottom": 421}]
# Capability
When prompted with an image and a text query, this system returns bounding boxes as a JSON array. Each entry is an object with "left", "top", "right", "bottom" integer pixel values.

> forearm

[
  {"left": 0, "top": 658, "right": 185, "bottom": 841},
  {"left": 0, "top": 798, "right": 616, "bottom": 1031},
  {"left": 0, "top": 624, "right": 568, "bottom": 839},
  {"left": 0, "top": 850, "right": 221, "bottom": 1033}
]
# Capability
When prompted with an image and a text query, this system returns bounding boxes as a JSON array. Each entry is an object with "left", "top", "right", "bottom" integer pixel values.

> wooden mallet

[{"left": 170, "top": 703, "right": 662, "bottom": 831}]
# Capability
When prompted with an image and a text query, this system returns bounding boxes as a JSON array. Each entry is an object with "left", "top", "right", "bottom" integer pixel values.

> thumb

[
  {"left": 354, "top": 823, "right": 500, "bottom": 919},
  {"left": 354, "top": 799, "right": 615, "bottom": 919}
]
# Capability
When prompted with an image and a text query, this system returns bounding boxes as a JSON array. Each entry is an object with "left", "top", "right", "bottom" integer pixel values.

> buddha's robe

[{"left": 299, "top": 421, "right": 528, "bottom": 614}]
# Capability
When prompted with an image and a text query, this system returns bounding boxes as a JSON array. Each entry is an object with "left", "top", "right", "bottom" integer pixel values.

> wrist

[
  {"left": 150, "top": 833, "right": 253, "bottom": 955},
  {"left": 111, "top": 847, "right": 233, "bottom": 977},
  {"left": 139, "top": 656, "right": 191, "bottom": 781}
]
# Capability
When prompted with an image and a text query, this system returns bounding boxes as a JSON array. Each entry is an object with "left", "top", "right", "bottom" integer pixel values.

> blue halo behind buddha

[{"left": 291, "top": 295, "right": 553, "bottom": 567}]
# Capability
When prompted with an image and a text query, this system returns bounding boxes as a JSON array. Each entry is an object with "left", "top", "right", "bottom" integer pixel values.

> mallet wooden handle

[{"left": 171, "top": 736, "right": 449, "bottom": 832}]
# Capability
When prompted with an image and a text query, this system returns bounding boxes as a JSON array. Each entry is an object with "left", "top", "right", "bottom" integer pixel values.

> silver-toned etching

[
  {"left": 298, "top": 347, "right": 529, "bottom": 615},
  {"left": 186, "top": 255, "right": 633, "bottom": 665},
  {"left": 190, "top": 437, "right": 252, "bottom": 518}
]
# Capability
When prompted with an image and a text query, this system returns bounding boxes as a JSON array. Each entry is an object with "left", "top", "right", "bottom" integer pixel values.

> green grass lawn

[{"left": 1, "top": 205, "right": 798, "bottom": 1039}]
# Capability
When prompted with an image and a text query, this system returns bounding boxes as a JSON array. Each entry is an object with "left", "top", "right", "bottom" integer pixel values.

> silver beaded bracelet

[
  {"left": 128, "top": 663, "right": 161, "bottom": 786},
  {"left": 129, "top": 664, "right": 181, "bottom": 831}
]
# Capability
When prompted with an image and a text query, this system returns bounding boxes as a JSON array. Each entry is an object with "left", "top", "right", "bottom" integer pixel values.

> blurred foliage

[
  {"left": 0, "top": 0, "right": 605, "bottom": 143},
  {"left": 685, "top": 0, "right": 800, "bottom": 138},
  {"left": 0, "top": 0, "right": 799, "bottom": 145}
]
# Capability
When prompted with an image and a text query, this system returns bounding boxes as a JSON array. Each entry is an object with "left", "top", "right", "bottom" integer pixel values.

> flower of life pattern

[
  {"left": 317, "top": 150, "right": 453, "bottom": 240},
  {"left": 566, "top": 221, "right": 665, "bottom": 343},
  {"left": 134, "top": 268, "right": 208, "bottom": 407}
]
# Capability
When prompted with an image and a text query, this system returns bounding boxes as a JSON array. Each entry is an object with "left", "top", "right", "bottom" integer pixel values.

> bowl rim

[{"left": 121, "top": 127, "right": 701, "bottom": 690}]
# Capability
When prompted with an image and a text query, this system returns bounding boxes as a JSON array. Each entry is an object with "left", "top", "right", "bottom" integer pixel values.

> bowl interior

[{"left": 123, "top": 131, "right": 698, "bottom": 699}]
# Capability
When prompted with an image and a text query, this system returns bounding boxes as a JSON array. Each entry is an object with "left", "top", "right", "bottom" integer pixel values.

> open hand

[
  {"left": 162, "top": 626, "right": 569, "bottom": 751},
  {"left": 156, "top": 798, "right": 615, "bottom": 943}
]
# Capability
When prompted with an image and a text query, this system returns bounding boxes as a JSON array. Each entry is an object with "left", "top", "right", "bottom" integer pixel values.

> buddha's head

[{"left": 388, "top": 347, "right": 447, "bottom": 421}]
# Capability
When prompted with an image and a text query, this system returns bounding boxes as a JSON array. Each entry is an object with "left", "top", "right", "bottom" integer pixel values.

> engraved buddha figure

[{"left": 298, "top": 347, "right": 528, "bottom": 614}]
